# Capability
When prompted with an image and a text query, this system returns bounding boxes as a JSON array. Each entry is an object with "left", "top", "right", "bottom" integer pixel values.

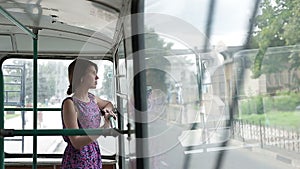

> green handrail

[
  {"left": 1, "top": 128, "right": 121, "bottom": 137},
  {"left": 4, "top": 108, "right": 61, "bottom": 111}
]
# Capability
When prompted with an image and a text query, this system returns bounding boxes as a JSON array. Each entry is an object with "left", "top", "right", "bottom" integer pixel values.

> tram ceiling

[{"left": 0, "top": 0, "right": 123, "bottom": 58}]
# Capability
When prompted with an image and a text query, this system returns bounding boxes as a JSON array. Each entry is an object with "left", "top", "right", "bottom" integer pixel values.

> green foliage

[
  {"left": 9, "top": 60, "right": 68, "bottom": 105},
  {"left": 267, "top": 91, "right": 300, "bottom": 112},
  {"left": 239, "top": 92, "right": 300, "bottom": 129},
  {"left": 143, "top": 27, "right": 174, "bottom": 92},
  {"left": 250, "top": 0, "right": 300, "bottom": 77},
  {"left": 38, "top": 61, "right": 64, "bottom": 104},
  {"left": 239, "top": 99, "right": 255, "bottom": 115},
  {"left": 144, "top": 27, "right": 173, "bottom": 53},
  {"left": 272, "top": 95, "right": 300, "bottom": 111},
  {"left": 240, "top": 111, "right": 300, "bottom": 129},
  {"left": 239, "top": 95, "right": 264, "bottom": 115},
  {"left": 256, "top": 96, "right": 264, "bottom": 114},
  {"left": 240, "top": 92, "right": 300, "bottom": 115},
  {"left": 99, "top": 64, "right": 114, "bottom": 100},
  {"left": 260, "top": 50, "right": 290, "bottom": 74},
  {"left": 5, "top": 113, "right": 20, "bottom": 120},
  {"left": 289, "top": 46, "right": 300, "bottom": 70}
]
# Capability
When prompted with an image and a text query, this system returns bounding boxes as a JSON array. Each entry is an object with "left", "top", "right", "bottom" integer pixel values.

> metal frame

[
  {"left": 0, "top": 6, "right": 37, "bottom": 169},
  {"left": 0, "top": 1, "right": 148, "bottom": 169},
  {"left": 0, "top": 6, "right": 129, "bottom": 169},
  {"left": 131, "top": 0, "right": 149, "bottom": 169},
  {"left": 3, "top": 64, "right": 26, "bottom": 153}
]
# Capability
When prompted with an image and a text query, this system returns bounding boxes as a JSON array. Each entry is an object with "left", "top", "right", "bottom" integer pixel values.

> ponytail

[{"left": 66, "top": 84, "right": 73, "bottom": 95}]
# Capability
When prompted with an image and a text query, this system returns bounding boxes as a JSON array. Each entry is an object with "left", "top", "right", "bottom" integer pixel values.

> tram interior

[{"left": 1, "top": 1, "right": 300, "bottom": 169}]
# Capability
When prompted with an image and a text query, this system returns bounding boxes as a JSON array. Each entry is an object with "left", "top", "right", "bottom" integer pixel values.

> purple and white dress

[{"left": 61, "top": 93, "right": 102, "bottom": 169}]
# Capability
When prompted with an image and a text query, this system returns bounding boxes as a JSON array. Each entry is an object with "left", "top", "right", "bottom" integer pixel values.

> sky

[{"left": 145, "top": 0, "right": 255, "bottom": 49}]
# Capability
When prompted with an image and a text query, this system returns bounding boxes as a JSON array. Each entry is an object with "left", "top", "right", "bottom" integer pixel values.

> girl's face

[{"left": 81, "top": 65, "right": 99, "bottom": 89}]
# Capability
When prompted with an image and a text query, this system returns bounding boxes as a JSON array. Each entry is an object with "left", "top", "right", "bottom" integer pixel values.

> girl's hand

[{"left": 102, "top": 108, "right": 117, "bottom": 121}]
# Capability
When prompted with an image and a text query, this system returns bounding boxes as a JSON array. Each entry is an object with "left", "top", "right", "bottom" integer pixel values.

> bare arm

[
  {"left": 96, "top": 96, "right": 114, "bottom": 110},
  {"left": 95, "top": 96, "right": 116, "bottom": 128},
  {"left": 62, "top": 99, "right": 99, "bottom": 149}
]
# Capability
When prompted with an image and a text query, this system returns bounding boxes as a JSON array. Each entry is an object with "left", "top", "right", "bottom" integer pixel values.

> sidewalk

[
  {"left": 230, "top": 139, "right": 300, "bottom": 169},
  {"left": 177, "top": 126, "right": 300, "bottom": 169},
  {"left": 4, "top": 111, "right": 64, "bottom": 154}
]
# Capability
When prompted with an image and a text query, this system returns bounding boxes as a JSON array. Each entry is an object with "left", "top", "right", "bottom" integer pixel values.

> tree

[
  {"left": 144, "top": 27, "right": 173, "bottom": 92},
  {"left": 99, "top": 64, "right": 114, "bottom": 100},
  {"left": 251, "top": 0, "right": 300, "bottom": 78},
  {"left": 10, "top": 59, "right": 68, "bottom": 105},
  {"left": 10, "top": 60, "right": 34, "bottom": 105},
  {"left": 144, "top": 27, "right": 173, "bottom": 54}
]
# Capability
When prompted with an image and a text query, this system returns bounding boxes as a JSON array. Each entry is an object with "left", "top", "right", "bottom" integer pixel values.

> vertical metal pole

[
  {"left": 32, "top": 29, "right": 38, "bottom": 169},
  {"left": 131, "top": 0, "right": 148, "bottom": 169},
  {"left": 113, "top": 41, "right": 124, "bottom": 169},
  {"left": 0, "top": 63, "right": 5, "bottom": 169},
  {"left": 0, "top": 6, "right": 37, "bottom": 169},
  {"left": 232, "top": 120, "right": 235, "bottom": 138},
  {"left": 117, "top": 99, "right": 125, "bottom": 169},
  {"left": 21, "top": 64, "right": 26, "bottom": 153}
]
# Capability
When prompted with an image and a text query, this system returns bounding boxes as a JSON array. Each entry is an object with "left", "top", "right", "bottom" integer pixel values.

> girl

[{"left": 61, "top": 58, "right": 116, "bottom": 168}]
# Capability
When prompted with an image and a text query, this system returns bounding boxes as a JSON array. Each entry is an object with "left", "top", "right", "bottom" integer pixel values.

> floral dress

[{"left": 61, "top": 93, "right": 102, "bottom": 169}]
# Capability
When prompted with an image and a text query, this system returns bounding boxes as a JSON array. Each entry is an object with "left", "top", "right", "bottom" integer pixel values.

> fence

[{"left": 232, "top": 119, "right": 300, "bottom": 152}]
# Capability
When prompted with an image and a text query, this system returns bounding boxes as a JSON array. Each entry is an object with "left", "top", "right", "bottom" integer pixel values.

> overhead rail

[{"left": 0, "top": 127, "right": 133, "bottom": 137}]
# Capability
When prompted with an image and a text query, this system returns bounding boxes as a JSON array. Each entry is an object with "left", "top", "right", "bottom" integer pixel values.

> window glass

[{"left": 3, "top": 58, "right": 115, "bottom": 155}]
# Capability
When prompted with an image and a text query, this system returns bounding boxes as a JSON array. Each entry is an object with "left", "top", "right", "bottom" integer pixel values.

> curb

[
  {"left": 232, "top": 140, "right": 300, "bottom": 169},
  {"left": 251, "top": 147, "right": 300, "bottom": 169}
]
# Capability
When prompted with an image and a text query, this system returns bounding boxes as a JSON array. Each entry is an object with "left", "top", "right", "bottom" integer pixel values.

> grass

[
  {"left": 5, "top": 114, "right": 20, "bottom": 120},
  {"left": 238, "top": 111, "right": 300, "bottom": 130}
]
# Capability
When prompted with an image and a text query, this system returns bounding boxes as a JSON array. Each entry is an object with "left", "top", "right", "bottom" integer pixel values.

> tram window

[
  {"left": 3, "top": 58, "right": 116, "bottom": 155},
  {"left": 124, "top": 17, "right": 228, "bottom": 167},
  {"left": 117, "top": 47, "right": 127, "bottom": 95}
]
